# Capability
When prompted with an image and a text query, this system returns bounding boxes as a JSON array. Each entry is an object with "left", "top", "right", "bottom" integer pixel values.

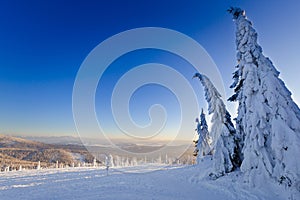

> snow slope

[{"left": 0, "top": 160, "right": 296, "bottom": 200}]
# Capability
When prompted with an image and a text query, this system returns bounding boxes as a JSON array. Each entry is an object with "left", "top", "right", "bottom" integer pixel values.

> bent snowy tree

[
  {"left": 228, "top": 7, "right": 300, "bottom": 188},
  {"left": 193, "top": 73, "right": 241, "bottom": 177}
]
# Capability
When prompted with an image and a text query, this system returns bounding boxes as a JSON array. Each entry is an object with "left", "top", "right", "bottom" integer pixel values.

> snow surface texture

[
  {"left": 194, "top": 73, "right": 241, "bottom": 177},
  {"left": 228, "top": 7, "right": 300, "bottom": 192},
  {"left": 0, "top": 162, "right": 297, "bottom": 200}
]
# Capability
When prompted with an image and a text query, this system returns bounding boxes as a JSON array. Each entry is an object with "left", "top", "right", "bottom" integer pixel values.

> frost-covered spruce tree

[
  {"left": 200, "top": 109, "right": 209, "bottom": 137},
  {"left": 194, "top": 73, "right": 241, "bottom": 177},
  {"left": 228, "top": 7, "right": 300, "bottom": 188},
  {"left": 193, "top": 109, "right": 210, "bottom": 161},
  {"left": 199, "top": 109, "right": 210, "bottom": 156},
  {"left": 109, "top": 154, "right": 114, "bottom": 168}
]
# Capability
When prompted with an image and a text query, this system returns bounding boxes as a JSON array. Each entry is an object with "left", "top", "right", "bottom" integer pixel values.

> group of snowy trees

[
  {"left": 193, "top": 73, "right": 241, "bottom": 178},
  {"left": 1, "top": 154, "right": 194, "bottom": 172},
  {"left": 111, "top": 154, "right": 192, "bottom": 166},
  {"left": 193, "top": 7, "right": 300, "bottom": 189}
]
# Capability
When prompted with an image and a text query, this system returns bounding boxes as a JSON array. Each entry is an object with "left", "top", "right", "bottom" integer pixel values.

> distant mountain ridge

[
  {"left": 18, "top": 135, "right": 192, "bottom": 146},
  {"left": 0, "top": 134, "right": 51, "bottom": 148},
  {"left": 0, "top": 134, "right": 195, "bottom": 171},
  {"left": 0, "top": 134, "right": 94, "bottom": 170},
  {"left": 19, "top": 135, "right": 85, "bottom": 145}
]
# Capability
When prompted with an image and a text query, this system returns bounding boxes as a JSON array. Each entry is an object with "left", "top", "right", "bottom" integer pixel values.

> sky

[{"left": 1, "top": 0, "right": 300, "bottom": 140}]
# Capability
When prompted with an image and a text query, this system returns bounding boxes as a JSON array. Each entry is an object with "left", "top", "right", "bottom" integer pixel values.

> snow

[
  {"left": 193, "top": 73, "right": 241, "bottom": 177},
  {"left": 228, "top": 7, "right": 300, "bottom": 191},
  {"left": 1, "top": 7, "right": 299, "bottom": 200},
  {"left": 0, "top": 163, "right": 296, "bottom": 199},
  {"left": 194, "top": 109, "right": 210, "bottom": 161}
]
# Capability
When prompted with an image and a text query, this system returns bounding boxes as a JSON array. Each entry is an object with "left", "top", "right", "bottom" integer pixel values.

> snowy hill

[
  {"left": 0, "top": 161, "right": 296, "bottom": 200},
  {"left": 0, "top": 134, "right": 95, "bottom": 170}
]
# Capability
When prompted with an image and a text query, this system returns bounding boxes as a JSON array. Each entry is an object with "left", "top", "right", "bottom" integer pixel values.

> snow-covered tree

[
  {"left": 194, "top": 73, "right": 241, "bottom": 177},
  {"left": 124, "top": 157, "right": 129, "bottom": 167},
  {"left": 114, "top": 155, "right": 121, "bottom": 167},
  {"left": 199, "top": 109, "right": 210, "bottom": 155},
  {"left": 109, "top": 154, "right": 114, "bottom": 167},
  {"left": 228, "top": 7, "right": 300, "bottom": 188},
  {"left": 93, "top": 157, "right": 97, "bottom": 167},
  {"left": 132, "top": 157, "right": 138, "bottom": 166},
  {"left": 37, "top": 161, "right": 41, "bottom": 170},
  {"left": 4, "top": 166, "right": 10, "bottom": 172},
  {"left": 193, "top": 109, "right": 210, "bottom": 161}
]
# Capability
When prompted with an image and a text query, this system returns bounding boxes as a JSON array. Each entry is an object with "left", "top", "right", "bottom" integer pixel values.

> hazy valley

[{"left": 0, "top": 135, "right": 194, "bottom": 171}]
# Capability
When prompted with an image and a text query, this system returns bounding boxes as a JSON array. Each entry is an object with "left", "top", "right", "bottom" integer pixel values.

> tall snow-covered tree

[
  {"left": 193, "top": 73, "right": 241, "bottom": 177},
  {"left": 199, "top": 108, "right": 210, "bottom": 156},
  {"left": 200, "top": 109, "right": 209, "bottom": 144},
  {"left": 228, "top": 7, "right": 300, "bottom": 188},
  {"left": 193, "top": 108, "right": 210, "bottom": 161}
]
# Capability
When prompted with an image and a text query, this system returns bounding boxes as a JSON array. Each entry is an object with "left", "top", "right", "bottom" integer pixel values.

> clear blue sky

[{"left": 1, "top": 0, "right": 299, "bottom": 138}]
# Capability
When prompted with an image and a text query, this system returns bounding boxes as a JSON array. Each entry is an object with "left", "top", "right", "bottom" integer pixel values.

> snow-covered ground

[{"left": 0, "top": 159, "right": 296, "bottom": 200}]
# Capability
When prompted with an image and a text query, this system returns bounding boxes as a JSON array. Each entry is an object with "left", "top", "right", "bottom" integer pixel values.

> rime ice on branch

[
  {"left": 228, "top": 7, "right": 300, "bottom": 188},
  {"left": 193, "top": 73, "right": 241, "bottom": 177}
]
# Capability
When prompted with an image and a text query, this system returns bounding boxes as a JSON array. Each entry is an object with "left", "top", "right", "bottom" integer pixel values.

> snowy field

[{"left": 0, "top": 160, "right": 295, "bottom": 200}]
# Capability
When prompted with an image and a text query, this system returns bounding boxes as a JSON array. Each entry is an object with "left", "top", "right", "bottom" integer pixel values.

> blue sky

[{"left": 1, "top": 0, "right": 300, "bottom": 139}]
